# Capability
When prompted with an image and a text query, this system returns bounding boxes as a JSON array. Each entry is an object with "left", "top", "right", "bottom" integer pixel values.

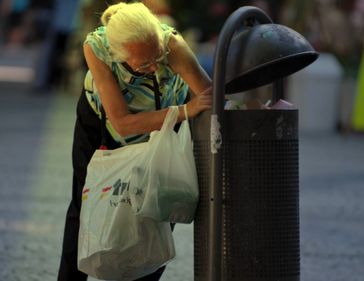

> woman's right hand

[{"left": 186, "top": 87, "right": 212, "bottom": 118}]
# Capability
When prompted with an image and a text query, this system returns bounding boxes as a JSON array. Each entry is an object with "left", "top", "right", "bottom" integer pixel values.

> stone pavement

[{"left": 1, "top": 79, "right": 364, "bottom": 281}]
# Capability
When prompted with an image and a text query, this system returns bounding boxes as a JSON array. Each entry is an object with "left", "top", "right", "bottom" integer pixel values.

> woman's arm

[
  {"left": 167, "top": 32, "right": 212, "bottom": 95},
  {"left": 83, "top": 43, "right": 209, "bottom": 137},
  {"left": 84, "top": 43, "right": 169, "bottom": 136},
  {"left": 167, "top": 32, "right": 213, "bottom": 116}
]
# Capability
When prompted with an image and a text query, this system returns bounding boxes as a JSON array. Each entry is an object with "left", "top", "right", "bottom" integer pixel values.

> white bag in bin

[{"left": 78, "top": 143, "right": 175, "bottom": 281}]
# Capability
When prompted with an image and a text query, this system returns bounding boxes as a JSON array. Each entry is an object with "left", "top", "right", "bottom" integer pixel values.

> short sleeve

[
  {"left": 84, "top": 26, "right": 113, "bottom": 67},
  {"left": 161, "top": 23, "right": 179, "bottom": 46}
]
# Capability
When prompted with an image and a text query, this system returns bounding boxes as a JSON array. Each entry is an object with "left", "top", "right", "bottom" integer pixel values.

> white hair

[{"left": 101, "top": 2, "right": 164, "bottom": 61}]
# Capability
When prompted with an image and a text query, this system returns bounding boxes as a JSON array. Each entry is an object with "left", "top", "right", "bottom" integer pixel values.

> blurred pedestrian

[
  {"left": 351, "top": 0, "right": 364, "bottom": 46},
  {"left": 33, "top": 0, "right": 80, "bottom": 91},
  {"left": 1, "top": 0, "right": 31, "bottom": 46},
  {"left": 144, "top": 0, "right": 176, "bottom": 26},
  {"left": 57, "top": 2, "right": 212, "bottom": 281}
]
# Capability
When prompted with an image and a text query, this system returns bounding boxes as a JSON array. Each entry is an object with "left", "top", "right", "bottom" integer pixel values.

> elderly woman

[{"left": 57, "top": 2, "right": 212, "bottom": 281}]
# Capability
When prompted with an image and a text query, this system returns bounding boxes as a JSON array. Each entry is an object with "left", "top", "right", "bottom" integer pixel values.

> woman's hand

[{"left": 186, "top": 87, "right": 212, "bottom": 118}]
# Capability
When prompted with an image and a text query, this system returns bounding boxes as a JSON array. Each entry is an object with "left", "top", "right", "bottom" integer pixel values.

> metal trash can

[
  {"left": 193, "top": 109, "right": 299, "bottom": 280},
  {"left": 191, "top": 6, "right": 318, "bottom": 281}
]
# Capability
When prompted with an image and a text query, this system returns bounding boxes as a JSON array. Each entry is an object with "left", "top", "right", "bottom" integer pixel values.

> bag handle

[
  {"left": 161, "top": 104, "right": 189, "bottom": 132},
  {"left": 183, "top": 104, "right": 188, "bottom": 121},
  {"left": 161, "top": 106, "right": 180, "bottom": 132}
]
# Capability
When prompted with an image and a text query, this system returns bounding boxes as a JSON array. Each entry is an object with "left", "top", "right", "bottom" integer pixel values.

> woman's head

[{"left": 101, "top": 2, "right": 164, "bottom": 64}]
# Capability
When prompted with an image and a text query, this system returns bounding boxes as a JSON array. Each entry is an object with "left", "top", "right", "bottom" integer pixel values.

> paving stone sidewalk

[{"left": 1, "top": 83, "right": 364, "bottom": 281}]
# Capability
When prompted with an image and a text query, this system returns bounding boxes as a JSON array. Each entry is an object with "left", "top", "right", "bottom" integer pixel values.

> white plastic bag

[
  {"left": 129, "top": 105, "right": 199, "bottom": 223},
  {"left": 78, "top": 142, "right": 175, "bottom": 280}
]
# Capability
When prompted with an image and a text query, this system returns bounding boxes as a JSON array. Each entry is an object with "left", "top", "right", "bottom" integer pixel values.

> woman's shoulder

[
  {"left": 165, "top": 27, "right": 189, "bottom": 55},
  {"left": 161, "top": 23, "right": 178, "bottom": 34},
  {"left": 85, "top": 26, "right": 107, "bottom": 45},
  {"left": 84, "top": 26, "right": 113, "bottom": 65}
]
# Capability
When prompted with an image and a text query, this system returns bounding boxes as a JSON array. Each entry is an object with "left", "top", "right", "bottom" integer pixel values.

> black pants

[{"left": 57, "top": 91, "right": 166, "bottom": 281}]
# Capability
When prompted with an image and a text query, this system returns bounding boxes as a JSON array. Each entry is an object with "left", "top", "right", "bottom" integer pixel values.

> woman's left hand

[{"left": 186, "top": 87, "right": 212, "bottom": 118}]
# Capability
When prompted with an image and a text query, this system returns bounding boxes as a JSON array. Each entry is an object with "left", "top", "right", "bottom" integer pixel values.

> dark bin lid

[{"left": 225, "top": 23, "right": 319, "bottom": 93}]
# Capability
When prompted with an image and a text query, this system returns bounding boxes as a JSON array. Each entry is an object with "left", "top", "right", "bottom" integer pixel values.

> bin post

[
  {"left": 209, "top": 8, "right": 273, "bottom": 281},
  {"left": 193, "top": 6, "right": 318, "bottom": 281}
]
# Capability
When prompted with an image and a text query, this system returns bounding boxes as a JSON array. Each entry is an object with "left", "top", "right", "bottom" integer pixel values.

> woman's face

[{"left": 124, "top": 37, "right": 168, "bottom": 74}]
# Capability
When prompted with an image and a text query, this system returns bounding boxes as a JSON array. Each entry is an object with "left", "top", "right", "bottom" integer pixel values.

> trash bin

[
  {"left": 191, "top": 6, "right": 318, "bottom": 281},
  {"left": 193, "top": 108, "right": 299, "bottom": 280}
]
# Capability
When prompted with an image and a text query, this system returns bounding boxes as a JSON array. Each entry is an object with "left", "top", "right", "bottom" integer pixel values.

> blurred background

[
  {"left": 1, "top": 0, "right": 364, "bottom": 132},
  {"left": 0, "top": 1, "right": 363, "bottom": 281}
]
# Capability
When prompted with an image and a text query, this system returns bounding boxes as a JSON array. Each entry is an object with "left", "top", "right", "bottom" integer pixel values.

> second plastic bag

[{"left": 129, "top": 105, "right": 199, "bottom": 223}]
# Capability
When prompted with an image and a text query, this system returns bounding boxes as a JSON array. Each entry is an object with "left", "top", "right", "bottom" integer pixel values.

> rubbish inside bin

[
  {"left": 224, "top": 99, "right": 244, "bottom": 110},
  {"left": 271, "top": 99, "right": 296, "bottom": 110},
  {"left": 224, "top": 98, "right": 272, "bottom": 110}
]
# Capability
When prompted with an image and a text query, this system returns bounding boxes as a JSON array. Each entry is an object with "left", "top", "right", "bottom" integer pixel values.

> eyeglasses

[{"left": 134, "top": 47, "right": 170, "bottom": 73}]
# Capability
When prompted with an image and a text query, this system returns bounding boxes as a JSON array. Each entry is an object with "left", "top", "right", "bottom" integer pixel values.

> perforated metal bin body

[{"left": 192, "top": 109, "right": 299, "bottom": 281}]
